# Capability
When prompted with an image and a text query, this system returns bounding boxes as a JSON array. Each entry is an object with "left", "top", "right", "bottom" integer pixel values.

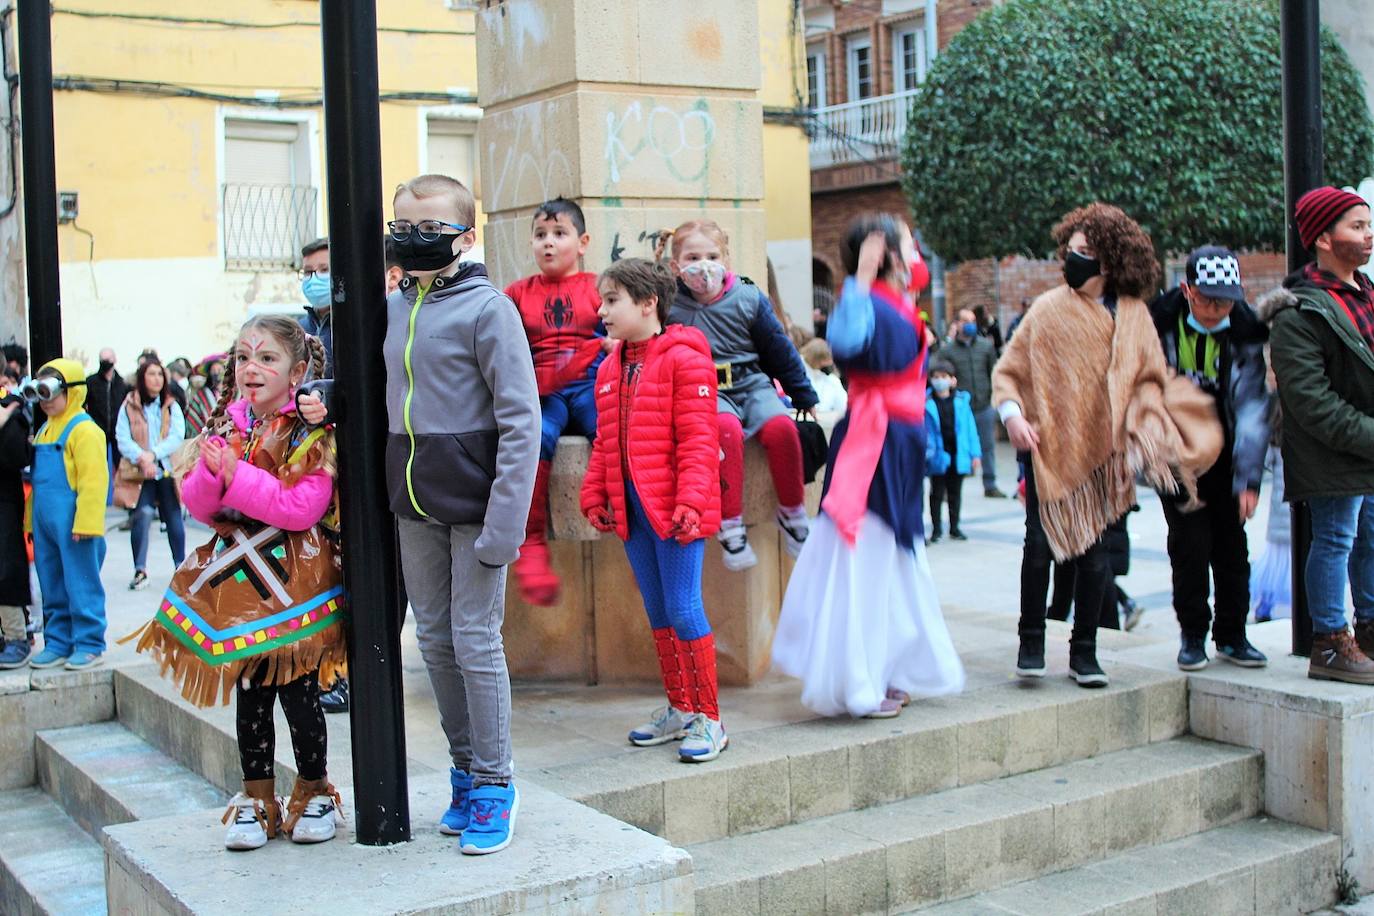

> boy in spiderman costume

[{"left": 504, "top": 198, "right": 608, "bottom": 605}]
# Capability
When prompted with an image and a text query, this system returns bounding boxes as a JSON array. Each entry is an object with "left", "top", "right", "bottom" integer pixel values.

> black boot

[
  {"left": 1069, "top": 640, "right": 1108, "bottom": 688},
  {"left": 1016, "top": 631, "right": 1046, "bottom": 679}
]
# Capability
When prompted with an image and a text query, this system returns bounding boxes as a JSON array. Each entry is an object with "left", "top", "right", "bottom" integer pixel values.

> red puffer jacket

[{"left": 581, "top": 325, "right": 722, "bottom": 540}]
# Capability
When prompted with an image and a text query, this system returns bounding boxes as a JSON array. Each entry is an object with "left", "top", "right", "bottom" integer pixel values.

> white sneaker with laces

[
  {"left": 290, "top": 793, "right": 340, "bottom": 844},
  {"left": 628, "top": 705, "right": 693, "bottom": 746},
  {"left": 717, "top": 522, "right": 757, "bottom": 571},
  {"left": 223, "top": 793, "right": 270, "bottom": 851},
  {"left": 678, "top": 714, "right": 728, "bottom": 762},
  {"left": 776, "top": 506, "right": 810, "bottom": 558}
]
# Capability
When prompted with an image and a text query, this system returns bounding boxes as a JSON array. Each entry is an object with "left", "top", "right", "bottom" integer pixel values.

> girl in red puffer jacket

[{"left": 581, "top": 258, "right": 726, "bottom": 762}]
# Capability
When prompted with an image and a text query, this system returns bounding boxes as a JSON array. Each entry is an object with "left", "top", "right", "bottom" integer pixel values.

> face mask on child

[
  {"left": 931, "top": 378, "right": 953, "bottom": 393},
  {"left": 301, "top": 273, "right": 331, "bottom": 310},
  {"left": 680, "top": 260, "right": 727, "bottom": 299}
]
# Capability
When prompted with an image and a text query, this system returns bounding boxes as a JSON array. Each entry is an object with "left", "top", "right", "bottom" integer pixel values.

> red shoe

[{"left": 515, "top": 460, "right": 561, "bottom": 606}]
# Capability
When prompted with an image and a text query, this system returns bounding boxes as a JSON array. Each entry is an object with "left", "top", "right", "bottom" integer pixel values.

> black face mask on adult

[
  {"left": 392, "top": 234, "right": 460, "bottom": 273},
  {"left": 1063, "top": 250, "right": 1102, "bottom": 290}
]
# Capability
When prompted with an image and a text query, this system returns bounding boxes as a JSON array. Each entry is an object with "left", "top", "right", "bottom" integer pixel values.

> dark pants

[
  {"left": 929, "top": 469, "right": 965, "bottom": 534},
  {"left": 1018, "top": 456, "right": 1111, "bottom": 647},
  {"left": 235, "top": 668, "right": 327, "bottom": 781},
  {"left": 130, "top": 477, "right": 185, "bottom": 573},
  {"left": 1048, "top": 566, "right": 1127, "bottom": 629},
  {"left": 1161, "top": 464, "right": 1250, "bottom": 646}
]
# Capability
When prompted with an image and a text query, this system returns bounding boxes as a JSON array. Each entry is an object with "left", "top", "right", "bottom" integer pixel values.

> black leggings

[
  {"left": 235, "top": 668, "right": 327, "bottom": 781},
  {"left": 929, "top": 470, "right": 964, "bottom": 532}
]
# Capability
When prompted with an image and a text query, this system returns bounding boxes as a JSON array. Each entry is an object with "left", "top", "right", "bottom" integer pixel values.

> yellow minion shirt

[{"left": 28, "top": 358, "right": 109, "bottom": 538}]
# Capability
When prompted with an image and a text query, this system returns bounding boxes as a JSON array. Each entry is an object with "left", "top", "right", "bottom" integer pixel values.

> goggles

[{"left": 20, "top": 377, "right": 84, "bottom": 403}]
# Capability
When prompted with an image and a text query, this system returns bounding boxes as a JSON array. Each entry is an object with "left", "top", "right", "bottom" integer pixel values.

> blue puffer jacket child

[{"left": 924, "top": 389, "right": 982, "bottom": 476}]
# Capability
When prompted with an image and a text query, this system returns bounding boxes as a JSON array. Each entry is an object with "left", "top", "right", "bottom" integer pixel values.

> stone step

[
  {"left": 0, "top": 666, "right": 116, "bottom": 792},
  {"left": 690, "top": 737, "right": 1262, "bottom": 915},
  {"left": 36, "top": 721, "right": 226, "bottom": 839},
  {"left": 917, "top": 817, "right": 1340, "bottom": 915},
  {"left": 0, "top": 787, "right": 106, "bottom": 916},
  {"left": 532, "top": 662, "right": 1188, "bottom": 846}
]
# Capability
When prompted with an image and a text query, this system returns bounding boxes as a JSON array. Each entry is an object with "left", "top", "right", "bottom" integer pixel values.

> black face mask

[
  {"left": 392, "top": 234, "right": 459, "bottom": 273},
  {"left": 819, "top": 365, "right": 835, "bottom": 375},
  {"left": 1064, "top": 250, "right": 1101, "bottom": 290},
  {"left": 98, "top": 360, "right": 114, "bottom": 375}
]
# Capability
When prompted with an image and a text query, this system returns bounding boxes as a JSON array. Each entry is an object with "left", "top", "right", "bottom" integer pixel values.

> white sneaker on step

[
  {"left": 290, "top": 793, "right": 341, "bottom": 843},
  {"left": 717, "top": 524, "right": 757, "bottom": 571},
  {"left": 223, "top": 793, "right": 271, "bottom": 851}
]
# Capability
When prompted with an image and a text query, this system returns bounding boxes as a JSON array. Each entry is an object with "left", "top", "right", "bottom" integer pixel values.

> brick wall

[{"left": 811, "top": 182, "right": 911, "bottom": 281}]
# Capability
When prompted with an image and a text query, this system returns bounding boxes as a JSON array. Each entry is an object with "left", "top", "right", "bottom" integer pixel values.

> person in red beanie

[
  {"left": 581, "top": 258, "right": 726, "bottom": 762},
  {"left": 1260, "top": 186, "right": 1374, "bottom": 684}
]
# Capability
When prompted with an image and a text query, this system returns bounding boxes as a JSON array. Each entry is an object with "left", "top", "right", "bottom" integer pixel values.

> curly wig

[{"left": 1051, "top": 203, "right": 1160, "bottom": 300}]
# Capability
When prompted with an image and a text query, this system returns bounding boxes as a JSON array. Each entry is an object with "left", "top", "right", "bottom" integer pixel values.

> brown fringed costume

[{"left": 992, "top": 285, "right": 1223, "bottom": 561}]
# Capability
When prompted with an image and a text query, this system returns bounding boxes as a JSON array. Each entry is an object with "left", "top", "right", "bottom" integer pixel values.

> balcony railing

[{"left": 809, "top": 90, "right": 921, "bottom": 170}]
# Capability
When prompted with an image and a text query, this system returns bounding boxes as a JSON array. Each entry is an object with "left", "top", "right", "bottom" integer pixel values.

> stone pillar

[{"left": 476, "top": 2, "right": 781, "bottom": 686}]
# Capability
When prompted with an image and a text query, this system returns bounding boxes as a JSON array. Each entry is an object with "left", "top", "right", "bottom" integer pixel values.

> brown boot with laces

[
  {"left": 1309, "top": 629, "right": 1374, "bottom": 685},
  {"left": 1354, "top": 619, "right": 1374, "bottom": 660}
]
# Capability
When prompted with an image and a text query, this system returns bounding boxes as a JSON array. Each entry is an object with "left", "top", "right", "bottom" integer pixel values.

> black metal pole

[
  {"left": 319, "top": 0, "right": 410, "bottom": 845},
  {"left": 1280, "top": 0, "right": 1322, "bottom": 658},
  {"left": 17, "top": 0, "right": 61, "bottom": 364}
]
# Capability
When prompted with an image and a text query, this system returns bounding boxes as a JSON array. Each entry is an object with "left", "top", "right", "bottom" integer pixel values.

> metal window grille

[{"left": 222, "top": 183, "right": 319, "bottom": 270}]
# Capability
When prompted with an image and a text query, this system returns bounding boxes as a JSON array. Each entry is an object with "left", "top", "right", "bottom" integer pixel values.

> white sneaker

[
  {"left": 223, "top": 793, "right": 271, "bottom": 851},
  {"left": 717, "top": 523, "right": 757, "bottom": 571},
  {"left": 289, "top": 792, "right": 341, "bottom": 844},
  {"left": 678, "top": 714, "right": 728, "bottom": 763},
  {"left": 776, "top": 507, "right": 809, "bottom": 558},
  {"left": 628, "top": 705, "right": 693, "bottom": 746}
]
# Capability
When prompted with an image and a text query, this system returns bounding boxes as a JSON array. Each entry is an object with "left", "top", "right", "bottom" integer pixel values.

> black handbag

[{"left": 795, "top": 410, "right": 830, "bottom": 485}]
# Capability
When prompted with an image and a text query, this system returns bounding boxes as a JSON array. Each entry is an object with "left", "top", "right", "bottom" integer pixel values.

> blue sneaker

[
  {"left": 439, "top": 768, "right": 472, "bottom": 836},
  {"left": 29, "top": 647, "right": 68, "bottom": 669},
  {"left": 64, "top": 652, "right": 104, "bottom": 671},
  {"left": 459, "top": 783, "right": 519, "bottom": 855},
  {"left": 0, "top": 640, "right": 30, "bottom": 669}
]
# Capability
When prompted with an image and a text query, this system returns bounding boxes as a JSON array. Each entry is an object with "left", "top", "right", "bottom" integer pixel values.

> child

[
  {"left": 661, "top": 220, "right": 819, "bottom": 570},
  {"left": 24, "top": 360, "right": 109, "bottom": 671},
  {"left": 924, "top": 357, "right": 981, "bottom": 542},
  {"left": 128, "top": 316, "right": 345, "bottom": 851},
  {"left": 772, "top": 215, "right": 964, "bottom": 718},
  {"left": 386, "top": 174, "right": 538, "bottom": 853},
  {"left": 581, "top": 258, "right": 726, "bottom": 761},
  {"left": 0, "top": 379, "right": 31, "bottom": 668},
  {"left": 800, "top": 338, "right": 848, "bottom": 414},
  {"left": 504, "top": 198, "right": 605, "bottom": 605}
]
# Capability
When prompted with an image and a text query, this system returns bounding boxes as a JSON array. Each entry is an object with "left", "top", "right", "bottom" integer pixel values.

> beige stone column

[{"left": 476, "top": 1, "right": 793, "bottom": 687}]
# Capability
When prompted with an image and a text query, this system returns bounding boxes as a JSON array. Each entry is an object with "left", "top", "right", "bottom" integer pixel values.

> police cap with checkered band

[{"left": 1185, "top": 245, "right": 1245, "bottom": 303}]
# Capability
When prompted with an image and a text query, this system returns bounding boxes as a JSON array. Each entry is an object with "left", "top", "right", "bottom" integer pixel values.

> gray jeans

[
  {"left": 974, "top": 405, "right": 999, "bottom": 491},
  {"left": 397, "top": 518, "right": 512, "bottom": 786}
]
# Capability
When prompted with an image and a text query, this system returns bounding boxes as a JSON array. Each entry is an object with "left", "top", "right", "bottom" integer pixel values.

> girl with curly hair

[{"left": 993, "top": 203, "right": 1222, "bottom": 687}]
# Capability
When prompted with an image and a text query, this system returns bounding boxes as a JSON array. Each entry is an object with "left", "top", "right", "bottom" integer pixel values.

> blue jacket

[{"left": 924, "top": 390, "right": 981, "bottom": 476}]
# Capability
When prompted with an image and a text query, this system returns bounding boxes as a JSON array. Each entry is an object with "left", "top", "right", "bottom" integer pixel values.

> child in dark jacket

[
  {"left": 581, "top": 258, "right": 726, "bottom": 763},
  {"left": 0, "top": 381, "right": 30, "bottom": 668},
  {"left": 924, "top": 358, "right": 981, "bottom": 542}
]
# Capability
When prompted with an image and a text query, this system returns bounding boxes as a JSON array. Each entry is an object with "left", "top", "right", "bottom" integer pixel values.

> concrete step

[
  {"left": 36, "top": 721, "right": 226, "bottom": 838},
  {"left": 0, "top": 787, "right": 106, "bottom": 916},
  {"left": 533, "top": 662, "right": 1189, "bottom": 846},
  {"left": 917, "top": 817, "right": 1340, "bottom": 916},
  {"left": 690, "top": 737, "right": 1262, "bottom": 915},
  {"left": 0, "top": 666, "right": 116, "bottom": 792}
]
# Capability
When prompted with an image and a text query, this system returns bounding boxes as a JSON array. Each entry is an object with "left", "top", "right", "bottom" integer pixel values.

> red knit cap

[{"left": 1295, "top": 186, "right": 1369, "bottom": 249}]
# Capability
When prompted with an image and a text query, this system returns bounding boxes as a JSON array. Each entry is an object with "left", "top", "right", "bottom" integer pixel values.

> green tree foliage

[{"left": 901, "top": 0, "right": 1374, "bottom": 260}]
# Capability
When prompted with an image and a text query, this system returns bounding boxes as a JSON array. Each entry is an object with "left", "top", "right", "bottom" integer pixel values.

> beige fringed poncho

[{"left": 992, "top": 285, "right": 1223, "bottom": 561}]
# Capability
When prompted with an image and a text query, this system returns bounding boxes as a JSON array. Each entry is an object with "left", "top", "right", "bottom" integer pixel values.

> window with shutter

[
  {"left": 222, "top": 118, "right": 318, "bottom": 270},
  {"left": 425, "top": 116, "right": 480, "bottom": 200}
]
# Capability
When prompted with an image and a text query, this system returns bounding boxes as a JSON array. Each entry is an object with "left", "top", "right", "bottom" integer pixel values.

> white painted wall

[{"left": 767, "top": 238, "right": 814, "bottom": 330}]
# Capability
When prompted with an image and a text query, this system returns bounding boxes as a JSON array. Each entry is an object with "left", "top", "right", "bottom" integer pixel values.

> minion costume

[{"left": 27, "top": 358, "right": 109, "bottom": 663}]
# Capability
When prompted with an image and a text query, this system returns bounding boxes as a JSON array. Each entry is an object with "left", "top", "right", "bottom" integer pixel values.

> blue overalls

[{"left": 32, "top": 412, "right": 107, "bottom": 656}]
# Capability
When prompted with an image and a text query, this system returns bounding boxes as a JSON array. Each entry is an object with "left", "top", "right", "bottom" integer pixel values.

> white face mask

[
  {"left": 930, "top": 378, "right": 954, "bottom": 393},
  {"left": 680, "top": 260, "right": 727, "bottom": 299}
]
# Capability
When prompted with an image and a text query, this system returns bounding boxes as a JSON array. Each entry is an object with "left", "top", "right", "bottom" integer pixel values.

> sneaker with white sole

[
  {"left": 678, "top": 714, "right": 728, "bottom": 762},
  {"left": 289, "top": 791, "right": 341, "bottom": 844},
  {"left": 776, "top": 507, "right": 810, "bottom": 558},
  {"left": 223, "top": 792, "right": 273, "bottom": 851},
  {"left": 28, "top": 647, "right": 68, "bottom": 669},
  {"left": 717, "top": 523, "right": 757, "bottom": 571},
  {"left": 628, "top": 705, "right": 692, "bottom": 746},
  {"left": 130, "top": 570, "right": 149, "bottom": 591},
  {"left": 64, "top": 651, "right": 103, "bottom": 671},
  {"left": 460, "top": 783, "right": 519, "bottom": 855}
]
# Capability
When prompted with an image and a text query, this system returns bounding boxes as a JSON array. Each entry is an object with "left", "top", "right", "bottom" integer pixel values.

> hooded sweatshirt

[{"left": 31, "top": 358, "right": 110, "bottom": 538}]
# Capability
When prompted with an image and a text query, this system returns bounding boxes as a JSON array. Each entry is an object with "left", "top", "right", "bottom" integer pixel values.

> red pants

[{"left": 717, "top": 413, "right": 805, "bottom": 520}]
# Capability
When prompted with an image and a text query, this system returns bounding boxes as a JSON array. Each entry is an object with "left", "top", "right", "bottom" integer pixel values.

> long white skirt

[{"left": 772, "top": 511, "right": 965, "bottom": 717}]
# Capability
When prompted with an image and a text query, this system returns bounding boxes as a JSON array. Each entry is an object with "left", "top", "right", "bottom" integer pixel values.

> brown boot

[
  {"left": 283, "top": 776, "right": 342, "bottom": 843},
  {"left": 1309, "top": 630, "right": 1374, "bottom": 685},
  {"left": 222, "top": 778, "right": 282, "bottom": 850},
  {"left": 1354, "top": 619, "right": 1374, "bottom": 659}
]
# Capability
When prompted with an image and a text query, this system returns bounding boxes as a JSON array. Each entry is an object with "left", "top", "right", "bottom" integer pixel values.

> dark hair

[
  {"left": 929, "top": 357, "right": 958, "bottom": 377},
  {"left": 135, "top": 360, "right": 174, "bottom": 408},
  {"left": 1051, "top": 203, "right": 1160, "bottom": 299},
  {"left": 301, "top": 237, "right": 330, "bottom": 259},
  {"left": 2, "top": 342, "right": 28, "bottom": 372},
  {"left": 839, "top": 213, "right": 904, "bottom": 277},
  {"left": 598, "top": 258, "right": 676, "bottom": 326},
  {"left": 533, "top": 197, "right": 586, "bottom": 235},
  {"left": 383, "top": 235, "right": 402, "bottom": 270}
]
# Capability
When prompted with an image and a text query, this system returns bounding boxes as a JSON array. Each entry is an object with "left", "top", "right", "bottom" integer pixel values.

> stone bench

[{"left": 506, "top": 415, "right": 838, "bottom": 687}]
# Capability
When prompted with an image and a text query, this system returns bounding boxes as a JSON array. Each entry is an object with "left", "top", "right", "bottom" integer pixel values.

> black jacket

[
  {"left": 0, "top": 387, "right": 30, "bottom": 606},
  {"left": 1150, "top": 288, "right": 1270, "bottom": 496},
  {"left": 84, "top": 369, "right": 130, "bottom": 444}
]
